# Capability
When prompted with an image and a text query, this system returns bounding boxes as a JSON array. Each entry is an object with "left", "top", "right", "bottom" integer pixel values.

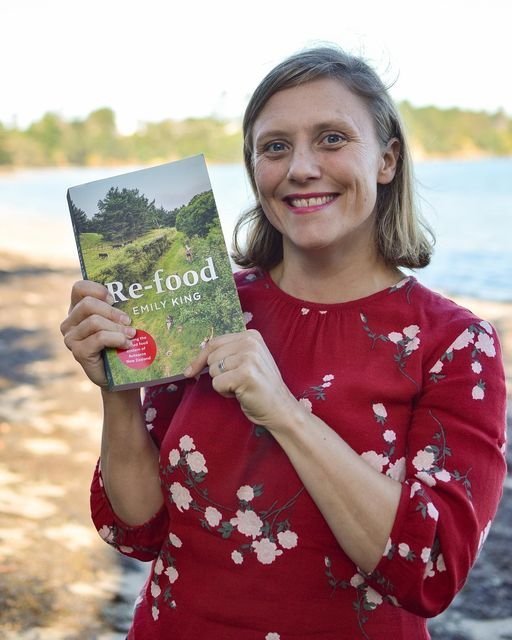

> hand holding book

[{"left": 60, "top": 279, "right": 136, "bottom": 388}]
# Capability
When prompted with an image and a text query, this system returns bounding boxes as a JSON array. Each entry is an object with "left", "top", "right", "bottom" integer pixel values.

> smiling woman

[{"left": 59, "top": 44, "right": 507, "bottom": 640}]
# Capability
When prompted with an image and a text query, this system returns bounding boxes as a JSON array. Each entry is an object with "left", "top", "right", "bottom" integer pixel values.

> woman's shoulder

[{"left": 410, "top": 279, "right": 501, "bottom": 360}]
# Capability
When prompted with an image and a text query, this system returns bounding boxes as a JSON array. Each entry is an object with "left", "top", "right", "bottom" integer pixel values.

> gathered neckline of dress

[{"left": 255, "top": 270, "right": 416, "bottom": 312}]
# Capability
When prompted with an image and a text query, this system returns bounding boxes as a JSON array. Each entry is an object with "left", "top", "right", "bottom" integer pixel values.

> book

[{"left": 66, "top": 154, "right": 246, "bottom": 391}]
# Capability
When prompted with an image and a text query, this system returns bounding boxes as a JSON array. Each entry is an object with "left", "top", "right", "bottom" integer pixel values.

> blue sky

[{"left": 2, "top": 0, "right": 510, "bottom": 133}]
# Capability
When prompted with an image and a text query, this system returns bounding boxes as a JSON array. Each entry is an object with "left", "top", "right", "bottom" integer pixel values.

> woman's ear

[{"left": 377, "top": 138, "right": 400, "bottom": 185}]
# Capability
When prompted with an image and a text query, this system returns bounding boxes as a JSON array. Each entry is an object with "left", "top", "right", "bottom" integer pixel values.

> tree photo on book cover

[{"left": 67, "top": 159, "right": 245, "bottom": 388}]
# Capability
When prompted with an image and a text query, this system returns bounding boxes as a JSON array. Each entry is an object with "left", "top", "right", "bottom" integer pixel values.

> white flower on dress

[
  {"left": 387, "top": 457, "right": 406, "bottom": 482},
  {"left": 412, "top": 449, "right": 435, "bottom": 472},
  {"left": 480, "top": 320, "right": 493, "bottom": 334},
  {"left": 435, "top": 469, "right": 451, "bottom": 482},
  {"left": 145, "top": 407, "right": 157, "bottom": 422},
  {"left": 372, "top": 403, "right": 388, "bottom": 419},
  {"left": 383, "top": 429, "right": 396, "bottom": 443},
  {"left": 361, "top": 451, "right": 389, "bottom": 473},
  {"left": 436, "top": 554, "right": 446, "bottom": 572},
  {"left": 119, "top": 545, "right": 133, "bottom": 554},
  {"left": 152, "top": 605, "right": 159, "bottom": 621},
  {"left": 421, "top": 547, "right": 431, "bottom": 563},
  {"left": 170, "top": 482, "right": 193, "bottom": 512},
  {"left": 475, "top": 332, "right": 496, "bottom": 357},
  {"left": 166, "top": 383, "right": 178, "bottom": 392},
  {"left": 205, "top": 506, "right": 222, "bottom": 527},
  {"left": 265, "top": 633, "right": 281, "bottom": 640},
  {"left": 165, "top": 566, "right": 179, "bottom": 584},
  {"left": 448, "top": 329, "right": 475, "bottom": 352},
  {"left": 322, "top": 381, "right": 332, "bottom": 388},
  {"left": 151, "top": 582, "right": 161, "bottom": 598},
  {"left": 427, "top": 502, "right": 439, "bottom": 521},
  {"left": 415, "top": 471, "right": 437, "bottom": 487},
  {"left": 98, "top": 525, "right": 115, "bottom": 543},
  {"left": 471, "top": 361, "right": 483, "bottom": 373},
  {"left": 410, "top": 481, "right": 422, "bottom": 497},
  {"left": 383, "top": 538, "right": 392, "bottom": 557},
  {"left": 186, "top": 450, "right": 208, "bottom": 474},
  {"left": 154, "top": 557, "right": 164, "bottom": 575},
  {"left": 179, "top": 435, "right": 195, "bottom": 452},
  {"left": 388, "top": 331, "right": 403, "bottom": 344},
  {"left": 169, "top": 449, "right": 180, "bottom": 466},
  {"left": 365, "top": 586, "right": 383, "bottom": 606},
  {"left": 251, "top": 538, "right": 283, "bottom": 564},
  {"left": 236, "top": 485, "right": 255, "bottom": 502},
  {"left": 405, "top": 337, "right": 420, "bottom": 353},
  {"left": 231, "top": 550, "right": 244, "bottom": 565},
  {"left": 243, "top": 311, "right": 253, "bottom": 325},
  {"left": 350, "top": 573, "right": 365, "bottom": 588},
  {"left": 146, "top": 423, "right": 154, "bottom": 432},
  {"left": 398, "top": 543, "right": 410, "bottom": 558},
  {"left": 323, "top": 374, "right": 334, "bottom": 382},
  {"left": 299, "top": 398, "right": 313, "bottom": 412},
  {"left": 277, "top": 530, "right": 298, "bottom": 549},
  {"left": 403, "top": 325, "right": 420, "bottom": 339},
  {"left": 169, "top": 532, "right": 183, "bottom": 548},
  {"left": 424, "top": 560, "right": 435, "bottom": 579},
  {"left": 472, "top": 384, "right": 485, "bottom": 400},
  {"left": 301, "top": 307, "right": 310, "bottom": 315},
  {"left": 230, "top": 509, "right": 263, "bottom": 539},
  {"left": 429, "top": 360, "right": 443, "bottom": 374}
]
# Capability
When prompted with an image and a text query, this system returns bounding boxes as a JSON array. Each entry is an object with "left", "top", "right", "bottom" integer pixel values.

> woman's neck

[{"left": 269, "top": 252, "right": 404, "bottom": 304}]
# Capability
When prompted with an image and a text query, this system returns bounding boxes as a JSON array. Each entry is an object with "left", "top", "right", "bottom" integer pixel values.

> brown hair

[{"left": 232, "top": 45, "right": 434, "bottom": 270}]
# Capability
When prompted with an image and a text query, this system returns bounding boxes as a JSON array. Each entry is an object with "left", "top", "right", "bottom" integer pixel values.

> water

[{"left": 0, "top": 158, "right": 510, "bottom": 301}]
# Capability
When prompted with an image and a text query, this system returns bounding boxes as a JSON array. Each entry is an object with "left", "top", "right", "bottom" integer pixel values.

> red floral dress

[{"left": 91, "top": 270, "right": 507, "bottom": 639}]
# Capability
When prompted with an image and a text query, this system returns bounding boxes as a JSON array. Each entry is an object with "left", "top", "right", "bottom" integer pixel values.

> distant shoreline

[{"left": 1, "top": 153, "right": 512, "bottom": 175}]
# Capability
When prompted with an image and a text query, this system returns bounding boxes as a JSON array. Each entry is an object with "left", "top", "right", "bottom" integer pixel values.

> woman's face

[{"left": 251, "top": 77, "right": 398, "bottom": 263}]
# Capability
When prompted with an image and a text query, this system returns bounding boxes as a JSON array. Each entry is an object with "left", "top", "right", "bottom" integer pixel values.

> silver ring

[{"left": 218, "top": 358, "right": 225, "bottom": 372}]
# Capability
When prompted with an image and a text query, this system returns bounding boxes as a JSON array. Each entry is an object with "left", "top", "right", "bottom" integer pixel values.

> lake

[{"left": 0, "top": 157, "right": 510, "bottom": 301}]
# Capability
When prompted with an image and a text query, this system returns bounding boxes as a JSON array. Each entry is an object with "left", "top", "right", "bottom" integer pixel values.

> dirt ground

[{"left": 0, "top": 251, "right": 510, "bottom": 639}]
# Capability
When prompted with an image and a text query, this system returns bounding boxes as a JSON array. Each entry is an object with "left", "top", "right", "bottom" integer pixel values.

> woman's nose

[{"left": 287, "top": 147, "right": 321, "bottom": 183}]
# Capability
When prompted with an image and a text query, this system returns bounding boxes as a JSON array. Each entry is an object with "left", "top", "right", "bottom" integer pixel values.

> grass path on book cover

[{"left": 81, "top": 219, "right": 244, "bottom": 385}]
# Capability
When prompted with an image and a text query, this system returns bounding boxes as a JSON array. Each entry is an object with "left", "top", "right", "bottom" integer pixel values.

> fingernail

[
  {"left": 119, "top": 313, "right": 131, "bottom": 325},
  {"left": 184, "top": 366, "right": 193, "bottom": 377},
  {"left": 106, "top": 294, "right": 115, "bottom": 305},
  {"left": 125, "top": 327, "right": 137, "bottom": 337}
]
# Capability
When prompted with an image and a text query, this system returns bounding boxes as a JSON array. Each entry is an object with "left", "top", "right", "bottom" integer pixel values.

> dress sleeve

[
  {"left": 90, "top": 381, "right": 186, "bottom": 561},
  {"left": 365, "top": 319, "right": 507, "bottom": 617}
]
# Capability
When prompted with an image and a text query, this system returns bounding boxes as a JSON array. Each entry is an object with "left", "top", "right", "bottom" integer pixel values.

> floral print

[
  {"left": 159, "top": 434, "right": 303, "bottom": 573},
  {"left": 429, "top": 321, "right": 497, "bottom": 400},
  {"left": 360, "top": 315, "right": 421, "bottom": 387},
  {"left": 89, "top": 272, "right": 506, "bottom": 638}
]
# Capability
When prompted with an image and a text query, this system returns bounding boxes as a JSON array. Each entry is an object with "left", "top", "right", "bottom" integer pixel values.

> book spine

[{"left": 66, "top": 189, "right": 89, "bottom": 280}]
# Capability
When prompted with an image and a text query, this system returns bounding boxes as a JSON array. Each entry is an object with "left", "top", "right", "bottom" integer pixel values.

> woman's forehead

[{"left": 252, "top": 78, "right": 375, "bottom": 138}]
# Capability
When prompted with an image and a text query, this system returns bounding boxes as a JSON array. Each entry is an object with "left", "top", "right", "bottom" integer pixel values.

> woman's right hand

[{"left": 60, "top": 280, "right": 136, "bottom": 387}]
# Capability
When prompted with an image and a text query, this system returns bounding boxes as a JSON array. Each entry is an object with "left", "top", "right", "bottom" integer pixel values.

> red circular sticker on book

[{"left": 116, "top": 330, "right": 157, "bottom": 369}]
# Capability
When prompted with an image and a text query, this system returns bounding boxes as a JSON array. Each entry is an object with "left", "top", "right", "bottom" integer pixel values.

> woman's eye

[
  {"left": 265, "top": 141, "right": 287, "bottom": 153},
  {"left": 323, "top": 133, "right": 345, "bottom": 145}
]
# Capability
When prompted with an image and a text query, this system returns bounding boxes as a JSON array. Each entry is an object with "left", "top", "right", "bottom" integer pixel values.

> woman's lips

[{"left": 283, "top": 193, "right": 338, "bottom": 213}]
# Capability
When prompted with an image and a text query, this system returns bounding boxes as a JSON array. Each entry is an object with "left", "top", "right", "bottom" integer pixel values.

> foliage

[
  {"left": 1, "top": 103, "right": 511, "bottom": 167},
  {"left": 175, "top": 190, "right": 217, "bottom": 238}
]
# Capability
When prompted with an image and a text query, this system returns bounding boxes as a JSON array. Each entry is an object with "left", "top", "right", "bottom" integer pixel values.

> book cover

[{"left": 66, "top": 154, "right": 246, "bottom": 391}]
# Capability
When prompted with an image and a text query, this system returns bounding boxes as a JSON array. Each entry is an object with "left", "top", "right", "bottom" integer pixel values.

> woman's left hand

[{"left": 184, "top": 329, "right": 297, "bottom": 430}]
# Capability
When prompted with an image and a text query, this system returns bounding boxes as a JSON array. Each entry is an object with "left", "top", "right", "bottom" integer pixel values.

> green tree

[
  {"left": 68, "top": 197, "right": 90, "bottom": 233},
  {"left": 92, "top": 187, "right": 157, "bottom": 243},
  {"left": 175, "top": 190, "right": 217, "bottom": 238}
]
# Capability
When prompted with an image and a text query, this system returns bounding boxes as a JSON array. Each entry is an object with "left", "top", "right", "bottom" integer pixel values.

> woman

[{"left": 60, "top": 46, "right": 507, "bottom": 639}]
